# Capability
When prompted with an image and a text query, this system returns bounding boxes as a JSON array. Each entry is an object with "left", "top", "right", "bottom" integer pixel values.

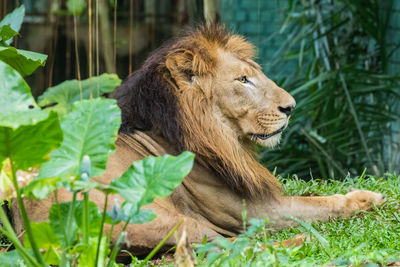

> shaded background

[{"left": 1, "top": 0, "right": 399, "bottom": 179}]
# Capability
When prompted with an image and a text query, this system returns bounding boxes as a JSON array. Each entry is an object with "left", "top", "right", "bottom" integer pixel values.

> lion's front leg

[{"left": 263, "top": 190, "right": 386, "bottom": 228}]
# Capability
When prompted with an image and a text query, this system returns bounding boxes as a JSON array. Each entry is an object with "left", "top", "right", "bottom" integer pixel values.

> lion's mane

[{"left": 115, "top": 25, "right": 281, "bottom": 199}]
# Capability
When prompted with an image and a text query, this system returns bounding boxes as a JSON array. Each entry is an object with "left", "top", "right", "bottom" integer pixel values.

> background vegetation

[
  {"left": 2, "top": 0, "right": 399, "bottom": 179},
  {"left": 260, "top": 0, "right": 400, "bottom": 179}
]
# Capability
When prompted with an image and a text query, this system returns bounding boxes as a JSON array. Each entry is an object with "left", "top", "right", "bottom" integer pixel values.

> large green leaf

[
  {"left": 0, "top": 60, "right": 48, "bottom": 129},
  {"left": 73, "top": 200, "right": 102, "bottom": 237},
  {"left": 0, "top": 112, "right": 62, "bottom": 171},
  {"left": 0, "top": 5, "right": 24, "bottom": 45},
  {"left": 38, "top": 74, "right": 121, "bottom": 115},
  {"left": 39, "top": 99, "right": 121, "bottom": 180},
  {"left": 49, "top": 201, "right": 103, "bottom": 248},
  {"left": 0, "top": 46, "right": 47, "bottom": 76},
  {"left": 0, "top": 25, "right": 18, "bottom": 44},
  {"left": 0, "top": 250, "right": 24, "bottom": 267},
  {"left": 106, "top": 201, "right": 157, "bottom": 225},
  {"left": 109, "top": 152, "right": 194, "bottom": 212},
  {"left": 22, "top": 176, "right": 62, "bottom": 200},
  {"left": 23, "top": 222, "right": 61, "bottom": 265},
  {"left": 49, "top": 202, "right": 78, "bottom": 247},
  {"left": 77, "top": 237, "right": 107, "bottom": 267}
]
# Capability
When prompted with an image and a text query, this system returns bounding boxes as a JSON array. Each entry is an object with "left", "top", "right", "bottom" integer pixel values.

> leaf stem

[
  {"left": 60, "top": 192, "right": 77, "bottom": 266},
  {"left": 0, "top": 206, "right": 39, "bottom": 267},
  {"left": 5, "top": 129, "right": 47, "bottom": 266},
  {"left": 107, "top": 223, "right": 115, "bottom": 244},
  {"left": 82, "top": 192, "right": 89, "bottom": 245},
  {"left": 106, "top": 218, "right": 130, "bottom": 267},
  {"left": 95, "top": 193, "right": 109, "bottom": 266},
  {"left": 142, "top": 219, "right": 184, "bottom": 264}
]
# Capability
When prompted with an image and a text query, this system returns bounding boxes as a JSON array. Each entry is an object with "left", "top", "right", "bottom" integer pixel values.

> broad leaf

[
  {"left": 49, "top": 201, "right": 103, "bottom": 248},
  {"left": 22, "top": 176, "right": 62, "bottom": 199},
  {"left": 73, "top": 200, "right": 102, "bottom": 237},
  {"left": 0, "top": 250, "right": 24, "bottom": 267},
  {"left": 0, "top": 60, "right": 48, "bottom": 129},
  {"left": 49, "top": 202, "right": 78, "bottom": 247},
  {"left": 109, "top": 152, "right": 194, "bottom": 212},
  {"left": 39, "top": 99, "right": 121, "bottom": 180},
  {"left": 124, "top": 205, "right": 157, "bottom": 224},
  {"left": 0, "top": 112, "right": 62, "bottom": 171},
  {"left": 0, "top": 5, "right": 24, "bottom": 44},
  {"left": 0, "top": 25, "right": 18, "bottom": 44},
  {"left": 78, "top": 237, "right": 107, "bottom": 267},
  {"left": 106, "top": 201, "right": 157, "bottom": 224},
  {"left": 0, "top": 46, "right": 47, "bottom": 76},
  {"left": 23, "top": 222, "right": 61, "bottom": 265},
  {"left": 38, "top": 74, "right": 121, "bottom": 115}
]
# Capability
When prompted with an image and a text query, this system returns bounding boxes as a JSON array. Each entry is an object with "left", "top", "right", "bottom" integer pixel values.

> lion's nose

[{"left": 278, "top": 104, "right": 295, "bottom": 116}]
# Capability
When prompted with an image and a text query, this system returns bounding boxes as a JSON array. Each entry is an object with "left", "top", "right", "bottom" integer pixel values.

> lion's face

[{"left": 200, "top": 50, "right": 296, "bottom": 147}]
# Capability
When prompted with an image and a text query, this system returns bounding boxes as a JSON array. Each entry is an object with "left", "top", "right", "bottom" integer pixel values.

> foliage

[
  {"left": 194, "top": 173, "right": 400, "bottom": 266},
  {"left": 0, "top": 5, "right": 24, "bottom": 45},
  {"left": 262, "top": 0, "right": 400, "bottom": 179},
  {"left": 0, "top": 5, "right": 194, "bottom": 267},
  {"left": 38, "top": 74, "right": 121, "bottom": 115},
  {"left": 0, "top": 5, "right": 47, "bottom": 76}
]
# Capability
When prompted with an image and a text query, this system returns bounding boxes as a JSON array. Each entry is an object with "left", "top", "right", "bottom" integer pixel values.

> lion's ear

[{"left": 166, "top": 48, "right": 216, "bottom": 81}]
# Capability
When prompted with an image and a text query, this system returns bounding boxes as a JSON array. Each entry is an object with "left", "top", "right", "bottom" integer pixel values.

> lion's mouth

[{"left": 250, "top": 126, "right": 285, "bottom": 140}]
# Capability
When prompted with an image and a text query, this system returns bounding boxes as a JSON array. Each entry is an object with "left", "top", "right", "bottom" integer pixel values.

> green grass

[
  {"left": 3, "top": 173, "right": 400, "bottom": 266},
  {"left": 193, "top": 173, "right": 400, "bottom": 266}
]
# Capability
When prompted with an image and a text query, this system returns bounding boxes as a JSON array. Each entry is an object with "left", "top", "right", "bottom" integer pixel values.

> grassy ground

[
  {"left": 2, "top": 173, "right": 399, "bottom": 266},
  {"left": 192, "top": 173, "right": 400, "bottom": 266}
]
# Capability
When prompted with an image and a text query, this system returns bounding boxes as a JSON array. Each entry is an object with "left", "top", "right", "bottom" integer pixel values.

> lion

[{"left": 13, "top": 25, "right": 385, "bottom": 255}]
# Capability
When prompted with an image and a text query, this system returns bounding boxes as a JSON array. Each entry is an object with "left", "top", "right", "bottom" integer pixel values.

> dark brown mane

[{"left": 116, "top": 38, "right": 184, "bottom": 148}]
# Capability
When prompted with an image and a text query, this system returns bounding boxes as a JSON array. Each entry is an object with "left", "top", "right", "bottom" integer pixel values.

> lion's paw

[{"left": 344, "top": 189, "right": 386, "bottom": 213}]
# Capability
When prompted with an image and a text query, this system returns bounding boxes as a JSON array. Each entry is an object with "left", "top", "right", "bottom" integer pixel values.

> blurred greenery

[
  {"left": 261, "top": 0, "right": 400, "bottom": 179},
  {"left": 2, "top": 0, "right": 399, "bottom": 179}
]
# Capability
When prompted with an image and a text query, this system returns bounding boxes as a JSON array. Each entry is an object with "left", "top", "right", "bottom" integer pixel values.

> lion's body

[{"left": 13, "top": 25, "right": 385, "bottom": 255}]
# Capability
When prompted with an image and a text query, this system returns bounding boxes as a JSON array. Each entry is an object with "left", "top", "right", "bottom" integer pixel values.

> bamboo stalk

[
  {"left": 73, "top": 15, "right": 83, "bottom": 99},
  {"left": 88, "top": 0, "right": 93, "bottom": 78},
  {"left": 95, "top": 193, "right": 109, "bottom": 266},
  {"left": 96, "top": 0, "right": 99, "bottom": 76},
  {"left": 98, "top": 0, "right": 114, "bottom": 73},
  {"left": 129, "top": 0, "right": 133, "bottom": 74},
  {"left": 113, "top": 0, "right": 117, "bottom": 73}
]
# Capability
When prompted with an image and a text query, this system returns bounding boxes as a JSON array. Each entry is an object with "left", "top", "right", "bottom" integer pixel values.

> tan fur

[{"left": 13, "top": 26, "right": 385, "bottom": 256}]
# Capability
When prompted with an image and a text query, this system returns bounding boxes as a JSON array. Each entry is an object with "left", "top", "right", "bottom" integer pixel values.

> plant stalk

[
  {"left": 5, "top": 130, "right": 47, "bottom": 266},
  {"left": 95, "top": 193, "right": 109, "bottom": 266},
  {"left": 82, "top": 192, "right": 90, "bottom": 246},
  {"left": 60, "top": 192, "right": 77, "bottom": 266},
  {"left": 106, "top": 217, "right": 131, "bottom": 267},
  {"left": 142, "top": 219, "right": 184, "bottom": 264},
  {"left": 0, "top": 207, "right": 39, "bottom": 267}
]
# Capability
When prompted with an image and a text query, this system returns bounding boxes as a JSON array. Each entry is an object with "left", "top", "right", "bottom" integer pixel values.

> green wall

[
  {"left": 220, "top": 0, "right": 400, "bottom": 77},
  {"left": 219, "top": 0, "right": 295, "bottom": 79}
]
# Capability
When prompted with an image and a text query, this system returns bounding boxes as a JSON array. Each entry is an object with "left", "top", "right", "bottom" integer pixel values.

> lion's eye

[{"left": 237, "top": 76, "right": 249, "bottom": 83}]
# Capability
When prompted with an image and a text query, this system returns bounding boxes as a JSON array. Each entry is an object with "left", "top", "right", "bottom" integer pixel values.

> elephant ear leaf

[
  {"left": 38, "top": 74, "right": 121, "bottom": 115},
  {"left": 0, "top": 61, "right": 62, "bottom": 173},
  {"left": 109, "top": 152, "right": 195, "bottom": 214},
  {"left": 39, "top": 98, "right": 121, "bottom": 181},
  {"left": 0, "top": 5, "right": 24, "bottom": 44},
  {"left": 0, "top": 5, "right": 47, "bottom": 76}
]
